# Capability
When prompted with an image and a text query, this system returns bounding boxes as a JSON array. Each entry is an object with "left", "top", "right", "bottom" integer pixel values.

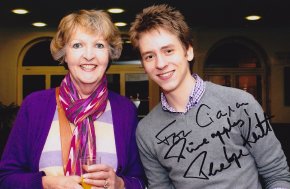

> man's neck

[{"left": 164, "top": 75, "right": 196, "bottom": 112}]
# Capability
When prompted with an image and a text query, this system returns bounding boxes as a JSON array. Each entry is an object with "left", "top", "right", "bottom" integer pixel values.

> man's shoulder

[
  {"left": 137, "top": 103, "right": 166, "bottom": 133},
  {"left": 140, "top": 102, "right": 162, "bottom": 120},
  {"left": 205, "top": 81, "right": 255, "bottom": 100}
]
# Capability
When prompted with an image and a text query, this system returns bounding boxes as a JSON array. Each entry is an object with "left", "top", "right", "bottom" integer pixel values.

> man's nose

[{"left": 156, "top": 55, "right": 168, "bottom": 69}]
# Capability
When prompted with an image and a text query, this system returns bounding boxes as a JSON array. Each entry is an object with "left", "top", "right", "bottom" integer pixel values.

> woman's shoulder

[
  {"left": 22, "top": 88, "right": 56, "bottom": 106},
  {"left": 16, "top": 89, "right": 57, "bottom": 121},
  {"left": 108, "top": 91, "right": 133, "bottom": 105},
  {"left": 108, "top": 91, "right": 137, "bottom": 114}
]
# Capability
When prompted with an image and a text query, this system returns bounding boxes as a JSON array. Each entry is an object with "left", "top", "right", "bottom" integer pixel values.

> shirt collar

[{"left": 161, "top": 73, "right": 205, "bottom": 113}]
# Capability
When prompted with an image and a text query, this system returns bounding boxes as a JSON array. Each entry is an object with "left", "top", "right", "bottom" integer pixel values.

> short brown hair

[
  {"left": 129, "top": 4, "right": 193, "bottom": 51},
  {"left": 50, "top": 9, "right": 122, "bottom": 64}
]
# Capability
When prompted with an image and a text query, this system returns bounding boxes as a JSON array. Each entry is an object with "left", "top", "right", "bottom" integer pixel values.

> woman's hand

[
  {"left": 82, "top": 164, "right": 125, "bottom": 189},
  {"left": 42, "top": 175, "right": 83, "bottom": 189}
]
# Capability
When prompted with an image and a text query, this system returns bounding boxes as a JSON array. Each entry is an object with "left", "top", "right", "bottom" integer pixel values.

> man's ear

[
  {"left": 141, "top": 61, "right": 148, "bottom": 73},
  {"left": 186, "top": 45, "right": 194, "bottom": 61}
]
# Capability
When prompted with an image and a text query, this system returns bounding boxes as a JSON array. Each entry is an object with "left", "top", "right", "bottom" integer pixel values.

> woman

[{"left": 0, "top": 9, "right": 146, "bottom": 189}]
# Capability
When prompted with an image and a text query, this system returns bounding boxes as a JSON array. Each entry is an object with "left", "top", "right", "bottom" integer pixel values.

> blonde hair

[{"left": 50, "top": 9, "right": 122, "bottom": 63}]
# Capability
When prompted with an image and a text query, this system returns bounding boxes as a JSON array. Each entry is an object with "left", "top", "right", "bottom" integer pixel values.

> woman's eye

[
  {"left": 72, "top": 43, "right": 81, "bottom": 48},
  {"left": 96, "top": 43, "right": 104, "bottom": 48}
]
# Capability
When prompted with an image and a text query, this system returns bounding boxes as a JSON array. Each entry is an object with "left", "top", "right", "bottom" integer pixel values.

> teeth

[
  {"left": 158, "top": 70, "right": 174, "bottom": 78},
  {"left": 160, "top": 72, "right": 171, "bottom": 77},
  {"left": 81, "top": 65, "right": 95, "bottom": 68},
  {"left": 80, "top": 64, "right": 96, "bottom": 70}
]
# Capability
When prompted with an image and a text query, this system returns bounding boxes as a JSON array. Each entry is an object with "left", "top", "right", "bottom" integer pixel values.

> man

[{"left": 129, "top": 4, "right": 290, "bottom": 189}]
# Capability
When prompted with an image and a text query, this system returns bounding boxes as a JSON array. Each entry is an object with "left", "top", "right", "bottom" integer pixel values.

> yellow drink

[
  {"left": 81, "top": 178, "right": 91, "bottom": 189},
  {"left": 80, "top": 157, "right": 101, "bottom": 189}
]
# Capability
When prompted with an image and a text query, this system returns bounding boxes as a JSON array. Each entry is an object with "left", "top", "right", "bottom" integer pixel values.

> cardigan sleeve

[
  {"left": 109, "top": 91, "right": 147, "bottom": 189},
  {"left": 121, "top": 106, "right": 146, "bottom": 188},
  {"left": 0, "top": 89, "right": 55, "bottom": 189},
  {"left": 0, "top": 95, "right": 44, "bottom": 189}
]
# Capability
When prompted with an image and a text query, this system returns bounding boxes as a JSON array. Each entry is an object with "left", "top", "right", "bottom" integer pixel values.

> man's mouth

[{"left": 157, "top": 70, "right": 174, "bottom": 80}]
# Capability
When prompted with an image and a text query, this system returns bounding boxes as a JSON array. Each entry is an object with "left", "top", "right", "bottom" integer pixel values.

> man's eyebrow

[
  {"left": 161, "top": 44, "right": 174, "bottom": 50},
  {"left": 141, "top": 51, "right": 153, "bottom": 57}
]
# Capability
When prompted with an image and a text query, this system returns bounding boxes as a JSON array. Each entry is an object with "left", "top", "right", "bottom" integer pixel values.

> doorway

[{"left": 203, "top": 37, "right": 269, "bottom": 113}]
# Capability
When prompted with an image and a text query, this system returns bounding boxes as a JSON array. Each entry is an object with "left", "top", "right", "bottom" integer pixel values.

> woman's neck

[{"left": 74, "top": 82, "right": 99, "bottom": 99}]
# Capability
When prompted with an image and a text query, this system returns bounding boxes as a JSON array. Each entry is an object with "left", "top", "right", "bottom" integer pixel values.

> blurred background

[{"left": 0, "top": 0, "right": 289, "bottom": 161}]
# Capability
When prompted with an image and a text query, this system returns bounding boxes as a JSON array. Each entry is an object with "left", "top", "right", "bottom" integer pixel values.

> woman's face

[{"left": 64, "top": 27, "right": 110, "bottom": 96}]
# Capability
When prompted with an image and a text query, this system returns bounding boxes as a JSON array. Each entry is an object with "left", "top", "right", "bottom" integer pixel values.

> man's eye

[
  {"left": 144, "top": 55, "right": 154, "bottom": 62},
  {"left": 96, "top": 43, "right": 104, "bottom": 48},
  {"left": 72, "top": 43, "right": 81, "bottom": 48},
  {"left": 166, "top": 49, "right": 173, "bottom": 54}
]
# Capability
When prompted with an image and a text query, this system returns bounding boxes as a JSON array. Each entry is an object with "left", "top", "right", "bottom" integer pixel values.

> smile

[
  {"left": 80, "top": 64, "right": 97, "bottom": 71},
  {"left": 157, "top": 70, "right": 174, "bottom": 80}
]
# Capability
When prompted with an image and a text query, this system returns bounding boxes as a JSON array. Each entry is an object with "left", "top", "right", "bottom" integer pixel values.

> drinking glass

[{"left": 80, "top": 156, "right": 101, "bottom": 189}]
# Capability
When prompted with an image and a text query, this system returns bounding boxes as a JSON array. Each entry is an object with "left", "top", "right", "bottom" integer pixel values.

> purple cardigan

[{"left": 0, "top": 88, "right": 146, "bottom": 189}]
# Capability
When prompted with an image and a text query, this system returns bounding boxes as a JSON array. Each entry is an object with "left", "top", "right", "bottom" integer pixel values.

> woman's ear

[{"left": 106, "top": 59, "right": 112, "bottom": 71}]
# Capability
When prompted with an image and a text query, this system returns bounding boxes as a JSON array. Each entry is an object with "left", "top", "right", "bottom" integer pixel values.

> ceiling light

[
  {"left": 107, "top": 8, "right": 124, "bottom": 14},
  {"left": 12, "top": 9, "right": 29, "bottom": 14},
  {"left": 114, "top": 22, "right": 127, "bottom": 27},
  {"left": 32, "top": 22, "right": 47, "bottom": 27},
  {"left": 245, "top": 15, "right": 261, "bottom": 21}
]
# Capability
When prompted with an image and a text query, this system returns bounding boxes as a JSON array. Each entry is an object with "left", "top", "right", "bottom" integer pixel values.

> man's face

[{"left": 138, "top": 28, "right": 194, "bottom": 95}]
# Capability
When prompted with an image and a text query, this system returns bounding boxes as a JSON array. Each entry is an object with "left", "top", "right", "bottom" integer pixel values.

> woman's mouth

[{"left": 80, "top": 64, "right": 97, "bottom": 71}]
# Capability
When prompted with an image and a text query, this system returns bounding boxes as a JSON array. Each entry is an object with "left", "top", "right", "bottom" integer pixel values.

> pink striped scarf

[{"left": 59, "top": 73, "right": 108, "bottom": 175}]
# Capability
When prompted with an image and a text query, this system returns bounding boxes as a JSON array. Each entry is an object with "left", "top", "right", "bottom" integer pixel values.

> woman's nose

[{"left": 83, "top": 47, "right": 95, "bottom": 61}]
